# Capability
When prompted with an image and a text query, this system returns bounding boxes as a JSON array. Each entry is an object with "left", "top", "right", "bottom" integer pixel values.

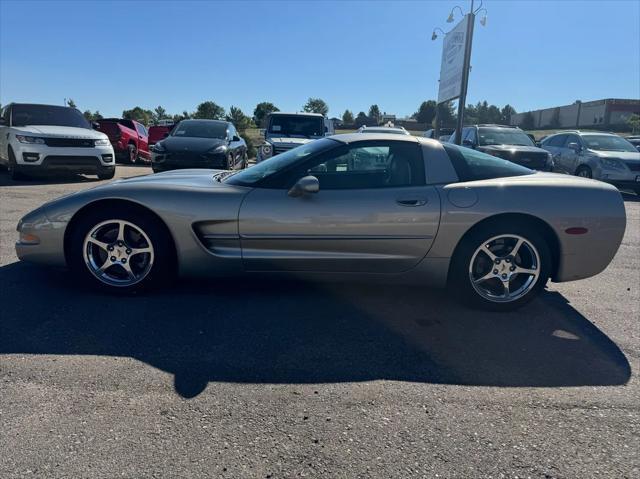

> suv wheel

[
  {"left": 575, "top": 165, "right": 592, "bottom": 178},
  {"left": 128, "top": 144, "right": 138, "bottom": 164},
  {"left": 8, "top": 148, "right": 28, "bottom": 180}
]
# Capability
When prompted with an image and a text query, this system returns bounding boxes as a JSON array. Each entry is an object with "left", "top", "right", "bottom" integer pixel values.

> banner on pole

[{"left": 437, "top": 15, "right": 468, "bottom": 104}]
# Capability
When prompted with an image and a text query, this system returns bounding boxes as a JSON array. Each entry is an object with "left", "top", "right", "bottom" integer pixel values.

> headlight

[
  {"left": 94, "top": 138, "right": 110, "bottom": 146},
  {"left": 208, "top": 145, "right": 227, "bottom": 154},
  {"left": 601, "top": 158, "right": 625, "bottom": 170},
  {"left": 261, "top": 144, "right": 272, "bottom": 157},
  {"left": 152, "top": 142, "right": 166, "bottom": 153},
  {"left": 15, "top": 135, "right": 45, "bottom": 144}
]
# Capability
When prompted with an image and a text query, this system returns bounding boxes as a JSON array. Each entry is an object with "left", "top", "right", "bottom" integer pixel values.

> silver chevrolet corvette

[{"left": 16, "top": 133, "right": 626, "bottom": 310}]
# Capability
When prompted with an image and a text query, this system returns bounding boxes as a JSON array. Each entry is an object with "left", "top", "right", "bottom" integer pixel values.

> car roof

[
  {"left": 330, "top": 133, "right": 419, "bottom": 144},
  {"left": 179, "top": 119, "right": 228, "bottom": 124},
  {"left": 474, "top": 124, "right": 520, "bottom": 129},
  {"left": 269, "top": 112, "right": 324, "bottom": 117}
]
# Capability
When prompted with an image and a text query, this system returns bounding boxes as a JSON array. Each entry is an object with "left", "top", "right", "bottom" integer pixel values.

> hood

[
  {"left": 268, "top": 137, "right": 315, "bottom": 146},
  {"left": 161, "top": 136, "right": 226, "bottom": 154},
  {"left": 11, "top": 125, "right": 107, "bottom": 140},
  {"left": 589, "top": 149, "right": 640, "bottom": 162},
  {"left": 478, "top": 144, "right": 548, "bottom": 154},
  {"left": 105, "top": 168, "right": 230, "bottom": 190}
]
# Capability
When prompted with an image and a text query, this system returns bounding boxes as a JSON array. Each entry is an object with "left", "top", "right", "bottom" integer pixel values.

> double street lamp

[{"left": 431, "top": 0, "right": 487, "bottom": 144}]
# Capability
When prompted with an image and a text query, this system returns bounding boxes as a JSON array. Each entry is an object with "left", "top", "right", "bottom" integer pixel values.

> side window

[
  {"left": 291, "top": 141, "right": 425, "bottom": 190},
  {"left": 547, "top": 134, "right": 566, "bottom": 147},
  {"left": 229, "top": 125, "right": 237, "bottom": 139},
  {"left": 563, "top": 134, "right": 580, "bottom": 147},
  {"left": 443, "top": 143, "right": 533, "bottom": 181},
  {"left": 4, "top": 106, "right": 12, "bottom": 125},
  {"left": 135, "top": 123, "right": 146, "bottom": 136}
]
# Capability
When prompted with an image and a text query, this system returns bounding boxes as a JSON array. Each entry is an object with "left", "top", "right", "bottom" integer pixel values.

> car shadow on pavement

[
  {"left": 0, "top": 262, "right": 631, "bottom": 398},
  {"left": 0, "top": 171, "right": 100, "bottom": 187}
]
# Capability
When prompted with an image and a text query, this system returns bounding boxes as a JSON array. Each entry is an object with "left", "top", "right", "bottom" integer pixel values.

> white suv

[{"left": 0, "top": 103, "right": 116, "bottom": 180}]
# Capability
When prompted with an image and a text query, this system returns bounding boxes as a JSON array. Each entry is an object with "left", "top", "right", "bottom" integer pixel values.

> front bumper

[
  {"left": 151, "top": 152, "right": 227, "bottom": 172},
  {"left": 15, "top": 206, "right": 67, "bottom": 267},
  {"left": 596, "top": 167, "right": 640, "bottom": 189},
  {"left": 12, "top": 142, "right": 115, "bottom": 174}
]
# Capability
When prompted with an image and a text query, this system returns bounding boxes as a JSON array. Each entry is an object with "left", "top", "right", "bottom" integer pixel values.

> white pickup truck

[{"left": 0, "top": 103, "right": 115, "bottom": 180}]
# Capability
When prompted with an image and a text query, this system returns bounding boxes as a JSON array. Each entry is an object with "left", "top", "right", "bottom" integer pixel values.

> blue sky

[{"left": 1, "top": 0, "right": 639, "bottom": 119}]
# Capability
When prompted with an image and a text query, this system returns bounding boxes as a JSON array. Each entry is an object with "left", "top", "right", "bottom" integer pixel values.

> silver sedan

[{"left": 16, "top": 133, "right": 626, "bottom": 310}]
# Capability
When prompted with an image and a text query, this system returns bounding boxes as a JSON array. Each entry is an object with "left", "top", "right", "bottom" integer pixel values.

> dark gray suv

[{"left": 450, "top": 124, "right": 553, "bottom": 171}]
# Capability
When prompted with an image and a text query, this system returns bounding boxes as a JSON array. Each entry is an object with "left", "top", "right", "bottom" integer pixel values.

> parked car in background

[
  {"left": 625, "top": 136, "right": 640, "bottom": 152},
  {"left": 256, "top": 112, "right": 334, "bottom": 163},
  {"left": 151, "top": 119, "right": 247, "bottom": 173},
  {"left": 449, "top": 124, "right": 553, "bottom": 171},
  {"left": 17, "top": 133, "right": 625, "bottom": 311},
  {"left": 540, "top": 131, "right": 640, "bottom": 194},
  {"left": 423, "top": 128, "right": 455, "bottom": 141},
  {"left": 95, "top": 118, "right": 150, "bottom": 164},
  {"left": 148, "top": 124, "right": 174, "bottom": 147},
  {"left": 357, "top": 125, "right": 410, "bottom": 135},
  {"left": 0, "top": 103, "right": 115, "bottom": 180}
]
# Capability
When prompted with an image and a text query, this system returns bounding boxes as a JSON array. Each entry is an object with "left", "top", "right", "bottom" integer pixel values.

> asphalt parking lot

[{"left": 0, "top": 165, "right": 638, "bottom": 478}]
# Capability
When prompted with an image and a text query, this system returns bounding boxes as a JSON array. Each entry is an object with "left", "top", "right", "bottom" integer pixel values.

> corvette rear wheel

[
  {"left": 69, "top": 207, "right": 174, "bottom": 293},
  {"left": 451, "top": 224, "right": 551, "bottom": 311}
]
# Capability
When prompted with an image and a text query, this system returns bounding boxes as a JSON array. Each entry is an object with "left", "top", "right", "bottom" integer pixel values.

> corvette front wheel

[
  {"left": 450, "top": 224, "right": 551, "bottom": 311},
  {"left": 68, "top": 207, "right": 174, "bottom": 293}
]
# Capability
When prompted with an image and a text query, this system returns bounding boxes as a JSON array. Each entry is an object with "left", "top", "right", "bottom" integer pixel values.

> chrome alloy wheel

[
  {"left": 468, "top": 234, "right": 541, "bottom": 303},
  {"left": 83, "top": 219, "right": 154, "bottom": 287}
]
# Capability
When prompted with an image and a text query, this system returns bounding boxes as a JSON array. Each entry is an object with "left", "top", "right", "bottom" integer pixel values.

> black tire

[
  {"left": 7, "top": 148, "right": 28, "bottom": 180},
  {"left": 575, "top": 165, "right": 592, "bottom": 179},
  {"left": 97, "top": 169, "right": 115, "bottom": 180},
  {"left": 242, "top": 152, "right": 248, "bottom": 168},
  {"left": 449, "top": 221, "right": 551, "bottom": 311},
  {"left": 68, "top": 206, "right": 175, "bottom": 294},
  {"left": 127, "top": 144, "right": 138, "bottom": 164}
]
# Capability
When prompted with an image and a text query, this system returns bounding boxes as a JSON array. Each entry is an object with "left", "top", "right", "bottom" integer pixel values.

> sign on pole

[{"left": 437, "top": 15, "right": 468, "bottom": 104}]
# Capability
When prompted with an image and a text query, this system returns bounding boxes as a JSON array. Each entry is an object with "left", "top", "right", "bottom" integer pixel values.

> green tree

[
  {"left": 303, "top": 97, "right": 329, "bottom": 116},
  {"left": 500, "top": 104, "right": 517, "bottom": 125},
  {"left": 342, "top": 109, "right": 354, "bottom": 125},
  {"left": 435, "top": 101, "right": 456, "bottom": 128},
  {"left": 83, "top": 110, "right": 103, "bottom": 122},
  {"left": 193, "top": 101, "right": 225, "bottom": 120},
  {"left": 355, "top": 111, "right": 369, "bottom": 128},
  {"left": 226, "top": 106, "right": 253, "bottom": 131},
  {"left": 122, "top": 106, "right": 153, "bottom": 125},
  {"left": 414, "top": 100, "right": 437, "bottom": 125},
  {"left": 66, "top": 98, "right": 77, "bottom": 109},
  {"left": 253, "top": 102, "right": 279, "bottom": 127},
  {"left": 152, "top": 106, "right": 169, "bottom": 124},
  {"left": 628, "top": 114, "right": 640, "bottom": 134},
  {"left": 521, "top": 111, "right": 536, "bottom": 130},
  {"left": 368, "top": 104, "right": 381, "bottom": 125}
]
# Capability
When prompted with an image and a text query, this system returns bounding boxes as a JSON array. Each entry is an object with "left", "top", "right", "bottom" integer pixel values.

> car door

[
  {"left": 561, "top": 134, "right": 582, "bottom": 174},
  {"left": 238, "top": 140, "right": 441, "bottom": 273},
  {"left": 546, "top": 134, "right": 567, "bottom": 172},
  {"left": 0, "top": 105, "right": 10, "bottom": 163},
  {"left": 135, "top": 122, "right": 150, "bottom": 159}
]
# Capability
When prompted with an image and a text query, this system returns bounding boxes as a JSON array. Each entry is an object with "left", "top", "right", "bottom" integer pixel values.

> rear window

[{"left": 443, "top": 143, "right": 534, "bottom": 181}]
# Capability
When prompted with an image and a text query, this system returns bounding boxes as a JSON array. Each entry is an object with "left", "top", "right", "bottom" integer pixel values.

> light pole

[{"left": 432, "top": 0, "right": 487, "bottom": 144}]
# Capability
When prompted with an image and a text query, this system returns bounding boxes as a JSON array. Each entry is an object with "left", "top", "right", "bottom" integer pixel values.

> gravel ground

[{"left": 0, "top": 165, "right": 638, "bottom": 478}]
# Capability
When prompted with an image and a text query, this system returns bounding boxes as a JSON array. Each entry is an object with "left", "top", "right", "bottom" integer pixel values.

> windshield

[
  {"left": 171, "top": 120, "right": 227, "bottom": 139},
  {"left": 361, "top": 128, "right": 408, "bottom": 135},
  {"left": 11, "top": 104, "right": 90, "bottom": 128},
  {"left": 224, "top": 138, "right": 338, "bottom": 186},
  {"left": 268, "top": 115, "right": 324, "bottom": 138},
  {"left": 582, "top": 135, "right": 637, "bottom": 152},
  {"left": 478, "top": 128, "right": 535, "bottom": 147}
]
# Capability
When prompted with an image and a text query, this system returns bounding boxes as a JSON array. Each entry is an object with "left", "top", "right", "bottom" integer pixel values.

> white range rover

[{"left": 0, "top": 103, "right": 116, "bottom": 180}]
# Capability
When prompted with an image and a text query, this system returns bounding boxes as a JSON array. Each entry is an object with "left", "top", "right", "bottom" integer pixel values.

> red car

[
  {"left": 95, "top": 118, "right": 150, "bottom": 164},
  {"left": 148, "top": 124, "right": 174, "bottom": 147}
]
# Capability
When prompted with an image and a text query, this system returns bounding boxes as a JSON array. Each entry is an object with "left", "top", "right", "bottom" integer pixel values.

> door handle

[{"left": 396, "top": 198, "right": 427, "bottom": 207}]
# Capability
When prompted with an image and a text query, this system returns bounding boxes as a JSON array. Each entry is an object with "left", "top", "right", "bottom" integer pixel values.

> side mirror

[
  {"left": 288, "top": 175, "right": 319, "bottom": 197},
  {"left": 462, "top": 139, "right": 474, "bottom": 147},
  {"left": 567, "top": 142, "right": 581, "bottom": 152},
  {"left": 92, "top": 121, "right": 100, "bottom": 130},
  {"left": 232, "top": 135, "right": 241, "bottom": 142}
]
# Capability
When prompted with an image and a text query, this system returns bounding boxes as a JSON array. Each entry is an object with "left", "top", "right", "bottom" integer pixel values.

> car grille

[
  {"left": 43, "top": 156, "right": 100, "bottom": 166},
  {"left": 44, "top": 138, "right": 96, "bottom": 148},
  {"left": 509, "top": 152, "right": 548, "bottom": 169},
  {"left": 273, "top": 144, "right": 295, "bottom": 155}
]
